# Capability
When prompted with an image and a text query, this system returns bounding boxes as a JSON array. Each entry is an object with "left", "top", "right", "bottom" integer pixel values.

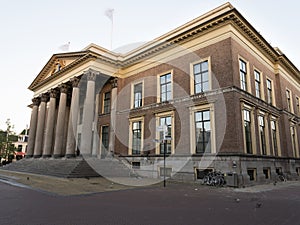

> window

[
  {"left": 247, "top": 168, "right": 257, "bottom": 181},
  {"left": 296, "top": 96, "right": 300, "bottom": 113},
  {"left": 160, "top": 73, "right": 172, "bottom": 102},
  {"left": 271, "top": 120, "right": 279, "bottom": 156},
  {"left": 243, "top": 109, "right": 252, "bottom": 154},
  {"left": 133, "top": 83, "right": 143, "bottom": 108},
  {"left": 101, "top": 126, "right": 109, "bottom": 151},
  {"left": 195, "top": 110, "right": 211, "bottom": 153},
  {"left": 159, "top": 116, "right": 172, "bottom": 154},
  {"left": 286, "top": 90, "right": 291, "bottom": 112},
  {"left": 239, "top": 59, "right": 247, "bottom": 91},
  {"left": 193, "top": 60, "right": 209, "bottom": 94},
  {"left": 266, "top": 79, "right": 273, "bottom": 105},
  {"left": 254, "top": 70, "right": 261, "bottom": 98},
  {"left": 132, "top": 121, "right": 142, "bottom": 155},
  {"left": 259, "top": 116, "right": 267, "bottom": 155},
  {"left": 17, "top": 145, "right": 22, "bottom": 152},
  {"left": 103, "top": 92, "right": 111, "bottom": 114},
  {"left": 291, "top": 125, "right": 298, "bottom": 157}
]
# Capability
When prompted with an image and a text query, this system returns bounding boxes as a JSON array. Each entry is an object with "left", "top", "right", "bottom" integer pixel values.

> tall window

[
  {"left": 266, "top": 79, "right": 273, "bottom": 105},
  {"left": 103, "top": 92, "right": 111, "bottom": 114},
  {"left": 239, "top": 59, "right": 247, "bottom": 91},
  {"left": 159, "top": 116, "right": 172, "bottom": 154},
  {"left": 160, "top": 73, "right": 172, "bottom": 102},
  {"left": 259, "top": 116, "right": 266, "bottom": 155},
  {"left": 194, "top": 60, "right": 209, "bottom": 93},
  {"left": 195, "top": 110, "right": 211, "bottom": 153},
  {"left": 271, "top": 121, "right": 278, "bottom": 156},
  {"left": 254, "top": 70, "right": 261, "bottom": 98},
  {"left": 101, "top": 126, "right": 109, "bottom": 151},
  {"left": 286, "top": 90, "right": 291, "bottom": 111},
  {"left": 291, "top": 126, "right": 297, "bottom": 157},
  {"left": 296, "top": 97, "right": 300, "bottom": 113},
  {"left": 133, "top": 83, "right": 143, "bottom": 108},
  {"left": 132, "top": 121, "right": 142, "bottom": 155},
  {"left": 243, "top": 110, "right": 252, "bottom": 154}
]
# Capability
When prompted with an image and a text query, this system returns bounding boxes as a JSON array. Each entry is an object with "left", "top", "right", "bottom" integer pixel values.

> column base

[
  {"left": 25, "top": 155, "right": 33, "bottom": 158},
  {"left": 42, "top": 154, "right": 52, "bottom": 158},
  {"left": 65, "top": 154, "right": 76, "bottom": 158},
  {"left": 53, "top": 154, "right": 62, "bottom": 159},
  {"left": 33, "top": 155, "right": 42, "bottom": 158}
]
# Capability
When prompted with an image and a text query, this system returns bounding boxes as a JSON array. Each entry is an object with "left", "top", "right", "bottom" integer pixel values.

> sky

[{"left": 0, "top": 0, "right": 299, "bottom": 133}]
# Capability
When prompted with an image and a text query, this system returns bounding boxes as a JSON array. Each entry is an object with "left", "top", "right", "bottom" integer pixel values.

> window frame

[
  {"left": 266, "top": 78, "right": 274, "bottom": 105},
  {"left": 155, "top": 111, "right": 175, "bottom": 155},
  {"left": 157, "top": 70, "right": 173, "bottom": 103},
  {"left": 190, "top": 104, "right": 215, "bottom": 154},
  {"left": 100, "top": 125, "right": 110, "bottom": 155},
  {"left": 128, "top": 117, "right": 144, "bottom": 155},
  {"left": 131, "top": 81, "right": 144, "bottom": 109},
  {"left": 270, "top": 118, "right": 281, "bottom": 157},
  {"left": 241, "top": 103, "right": 257, "bottom": 155},
  {"left": 254, "top": 69, "right": 263, "bottom": 99},
  {"left": 239, "top": 58, "right": 250, "bottom": 92},
  {"left": 190, "top": 57, "right": 211, "bottom": 95},
  {"left": 102, "top": 91, "right": 111, "bottom": 114}
]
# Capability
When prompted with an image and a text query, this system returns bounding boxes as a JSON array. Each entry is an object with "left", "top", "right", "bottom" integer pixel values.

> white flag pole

[{"left": 105, "top": 8, "right": 114, "bottom": 50}]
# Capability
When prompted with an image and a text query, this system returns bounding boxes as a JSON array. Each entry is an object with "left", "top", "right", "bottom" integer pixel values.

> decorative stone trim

[
  {"left": 70, "top": 77, "right": 80, "bottom": 88},
  {"left": 32, "top": 97, "right": 40, "bottom": 106}
]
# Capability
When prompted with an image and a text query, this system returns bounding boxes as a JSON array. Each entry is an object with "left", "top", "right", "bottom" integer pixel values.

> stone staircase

[{"left": 0, "top": 157, "right": 139, "bottom": 179}]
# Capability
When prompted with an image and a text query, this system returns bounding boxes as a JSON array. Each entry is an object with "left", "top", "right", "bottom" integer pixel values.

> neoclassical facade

[{"left": 26, "top": 3, "right": 300, "bottom": 185}]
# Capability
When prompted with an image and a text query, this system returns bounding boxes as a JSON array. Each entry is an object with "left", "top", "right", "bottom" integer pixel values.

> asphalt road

[{"left": 0, "top": 180, "right": 300, "bottom": 225}]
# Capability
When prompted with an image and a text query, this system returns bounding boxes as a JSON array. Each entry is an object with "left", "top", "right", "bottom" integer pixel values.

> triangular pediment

[{"left": 29, "top": 51, "right": 94, "bottom": 91}]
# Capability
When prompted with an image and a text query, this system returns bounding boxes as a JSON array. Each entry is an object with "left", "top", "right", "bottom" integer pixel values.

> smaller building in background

[{"left": 12, "top": 128, "right": 29, "bottom": 160}]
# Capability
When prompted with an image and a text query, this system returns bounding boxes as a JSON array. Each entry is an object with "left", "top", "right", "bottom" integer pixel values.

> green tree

[{"left": 0, "top": 119, "right": 17, "bottom": 162}]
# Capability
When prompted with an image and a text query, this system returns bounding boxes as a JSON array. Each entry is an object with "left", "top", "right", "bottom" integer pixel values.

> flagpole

[{"left": 110, "top": 14, "right": 113, "bottom": 50}]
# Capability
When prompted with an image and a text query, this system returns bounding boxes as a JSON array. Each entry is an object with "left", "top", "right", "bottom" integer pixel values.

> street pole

[{"left": 163, "top": 139, "right": 166, "bottom": 187}]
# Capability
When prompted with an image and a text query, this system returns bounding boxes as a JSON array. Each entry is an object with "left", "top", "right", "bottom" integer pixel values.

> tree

[{"left": 0, "top": 119, "right": 17, "bottom": 162}]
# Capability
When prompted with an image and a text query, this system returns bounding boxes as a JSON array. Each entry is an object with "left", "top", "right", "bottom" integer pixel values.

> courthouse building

[{"left": 25, "top": 3, "right": 300, "bottom": 185}]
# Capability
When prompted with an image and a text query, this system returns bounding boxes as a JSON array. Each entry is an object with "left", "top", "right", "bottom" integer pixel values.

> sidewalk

[{"left": 0, "top": 169, "right": 136, "bottom": 196}]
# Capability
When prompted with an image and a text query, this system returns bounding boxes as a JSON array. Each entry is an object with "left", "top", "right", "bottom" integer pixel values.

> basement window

[
  {"left": 247, "top": 168, "right": 257, "bottom": 181},
  {"left": 263, "top": 168, "right": 271, "bottom": 179},
  {"left": 132, "top": 162, "right": 140, "bottom": 169}
]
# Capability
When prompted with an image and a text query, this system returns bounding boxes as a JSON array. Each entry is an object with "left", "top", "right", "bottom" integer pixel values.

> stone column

[
  {"left": 81, "top": 69, "right": 98, "bottom": 156},
  {"left": 65, "top": 77, "right": 80, "bottom": 158},
  {"left": 33, "top": 94, "right": 48, "bottom": 158},
  {"left": 42, "top": 89, "right": 58, "bottom": 158},
  {"left": 108, "top": 77, "right": 118, "bottom": 156},
  {"left": 53, "top": 84, "right": 68, "bottom": 158},
  {"left": 26, "top": 98, "right": 40, "bottom": 158},
  {"left": 92, "top": 93, "right": 100, "bottom": 156}
]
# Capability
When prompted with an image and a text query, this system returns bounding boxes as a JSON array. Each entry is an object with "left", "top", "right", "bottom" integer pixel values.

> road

[{"left": 0, "top": 180, "right": 299, "bottom": 225}]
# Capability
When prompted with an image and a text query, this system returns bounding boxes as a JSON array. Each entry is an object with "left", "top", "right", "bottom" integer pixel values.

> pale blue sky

[{"left": 0, "top": 0, "right": 299, "bottom": 132}]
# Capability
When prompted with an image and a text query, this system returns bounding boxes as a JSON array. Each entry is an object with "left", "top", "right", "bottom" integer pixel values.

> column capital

[
  {"left": 84, "top": 69, "right": 100, "bottom": 81},
  {"left": 49, "top": 89, "right": 59, "bottom": 98},
  {"left": 58, "top": 83, "right": 69, "bottom": 94},
  {"left": 32, "top": 97, "right": 40, "bottom": 106},
  {"left": 40, "top": 93, "right": 49, "bottom": 102},
  {"left": 70, "top": 77, "right": 80, "bottom": 88},
  {"left": 110, "top": 77, "right": 118, "bottom": 88}
]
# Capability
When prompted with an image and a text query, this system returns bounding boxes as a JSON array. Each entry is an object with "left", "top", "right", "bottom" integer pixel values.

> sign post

[{"left": 156, "top": 124, "right": 170, "bottom": 187}]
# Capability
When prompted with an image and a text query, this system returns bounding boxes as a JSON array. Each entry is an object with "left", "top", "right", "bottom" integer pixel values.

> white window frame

[
  {"left": 286, "top": 89, "right": 294, "bottom": 113},
  {"left": 155, "top": 111, "right": 175, "bottom": 155},
  {"left": 157, "top": 70, "right": 173, "bottom": 103},
  {"left": 270, "top": 117, "right": 281, "bottom": 157},
  {"left": 257, "top": 111, "right": 270, "bottom": 155},
  {"left": 241, "top": 103, "right": 257, "bottom": 154},
  {"left": 253, "top": 68, "right": 265, "bottom": 100},
  {"left": 128, "top": 117, "right": 144, "bottom": 155},
  {"left": 99, "top": 125, "right": 110, "bottom": 156},
  {"left": 131, "top": 80, "right": 144, "bottom": 109},
  {"left": 238, "top": 56, "right": 251, "bottom": 93},
  {"left": 189, "top": 104, "right": 215, "bottom": 154},
  {"left": 190, "top": 57, "right": 211, "bottom": 95},
  {"left": 266, "top": 77, "right": 275, "bottom": 106}
]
